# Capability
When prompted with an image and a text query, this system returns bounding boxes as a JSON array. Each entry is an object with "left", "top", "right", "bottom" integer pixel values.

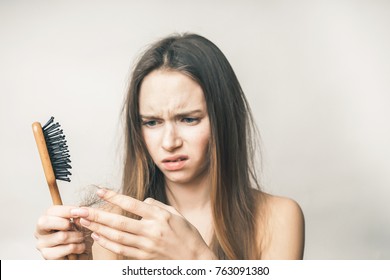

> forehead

[{"left": 139, "top": 70, "right": 206, "bottom": 114}]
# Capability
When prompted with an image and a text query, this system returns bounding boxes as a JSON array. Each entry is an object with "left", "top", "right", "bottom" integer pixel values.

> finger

[
  {"left": 143, "top": 197, "right": 182, "bottom": 216},
  {"left": 79, "top": 218, "right": 143, "bottom": 248},
  {"left": 36, "top": 215, "right": 74, "bottom": 235},
  {"left": 39, "top": 243, "right": 86, "bottom": 260},
  {"left": 36, "top": 230, "right": 85, "bottom": 248},
  {"left": 45, "top": 205, "right": 78, "bottom": 218},
  {"left": 96, "top": 189, "right": 155, "bottom": 218},
  {"left": 77, "top": 207, "right": 143, "bottom": 235},
  {"left": 90, "top": 232, "right": 146, "bottom": 259}
]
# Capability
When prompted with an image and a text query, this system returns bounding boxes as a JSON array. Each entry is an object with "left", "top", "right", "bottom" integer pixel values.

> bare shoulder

[{"left": 253, "top": 190, "right": 305, "bottom": 259}]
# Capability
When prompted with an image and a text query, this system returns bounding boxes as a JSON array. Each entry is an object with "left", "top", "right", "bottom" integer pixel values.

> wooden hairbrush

[{"left": 32, "top": 117, "right": 77, "bottom": 260}]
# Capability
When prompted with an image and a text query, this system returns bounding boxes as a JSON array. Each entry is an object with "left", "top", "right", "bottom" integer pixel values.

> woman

[{"left": 35, "top": 33, "right": 305, "bottom": 260}]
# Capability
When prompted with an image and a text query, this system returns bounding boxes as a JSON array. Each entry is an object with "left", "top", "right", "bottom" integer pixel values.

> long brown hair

[{"left": 122, "top": 33, "right": 262, "bottom": 259}]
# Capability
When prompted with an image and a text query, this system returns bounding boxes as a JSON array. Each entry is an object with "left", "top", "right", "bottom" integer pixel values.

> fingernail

[
  {"left": 71, "top": 208, "right": 89, "bottom": 217},
  {"left": 97, "top": 188, "right": 107, "bottom": 197},
  {"left": 91, "top": 232, "right": 100, "bottom": 241},
  {"left": 80, "top": 218, "right": 91, "bottom": 226}
]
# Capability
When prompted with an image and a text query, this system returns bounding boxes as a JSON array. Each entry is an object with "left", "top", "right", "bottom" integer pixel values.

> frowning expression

[{"left": 139, "top": 70, "right": 211, "bottom": 186}]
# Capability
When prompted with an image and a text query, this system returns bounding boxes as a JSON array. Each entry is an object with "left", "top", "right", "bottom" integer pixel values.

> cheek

[
  {"left": 188, "top": 125, "right": 210, "bottom": 156},
  {"left": 142, "top": 130, "right": 158, "bottom": 157},
  {"left": 196, "top": 132, "right": 210, "bottom": 151}
]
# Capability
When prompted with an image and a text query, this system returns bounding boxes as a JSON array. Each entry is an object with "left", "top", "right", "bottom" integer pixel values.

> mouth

[
  {"left": 161, "top": 155, "right": 188, "bottom": 171},
  {"left": 162, "top": 155, "right": 189, "bottom": 163}
]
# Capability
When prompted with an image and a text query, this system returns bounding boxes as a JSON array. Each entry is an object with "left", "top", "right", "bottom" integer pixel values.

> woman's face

[{"left": 139, "top": 69, "right": 211, "bottom": 186}]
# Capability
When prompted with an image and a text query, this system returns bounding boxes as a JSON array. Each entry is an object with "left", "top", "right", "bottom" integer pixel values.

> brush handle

[{"left": 32, "top": 122, "right": 77, "bottom": 260}]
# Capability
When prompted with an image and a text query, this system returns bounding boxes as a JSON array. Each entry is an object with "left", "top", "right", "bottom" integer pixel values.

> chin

[
  {"left": 165, "top": 175, "right": 191, "bottom": 185},
  {"left": 164, "top": 171, "right": 208, "bottom": 186},
  {"left": 161, "top": 171, "right": 194, "bottom": 184}
]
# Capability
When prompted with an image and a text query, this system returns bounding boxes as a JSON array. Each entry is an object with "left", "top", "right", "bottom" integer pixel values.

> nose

[{"left": 161, "top": 123, "right": 183, "bottom": 152}]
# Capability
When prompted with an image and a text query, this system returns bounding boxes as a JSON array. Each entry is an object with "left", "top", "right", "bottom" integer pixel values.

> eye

[
  {"left": 142, "top": 120, "right": 159, "bottom": 127},
  {"left": 182, "top": 117, "right": 199, "bottom": 124}
]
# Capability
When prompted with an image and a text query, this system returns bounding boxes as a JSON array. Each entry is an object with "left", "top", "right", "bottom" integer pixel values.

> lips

[
  {"left": 162, "top": 155, "right": 188, "bottom": 171},
  {"left": 162, "top": 155, "right": 189, "bottom": 163}
]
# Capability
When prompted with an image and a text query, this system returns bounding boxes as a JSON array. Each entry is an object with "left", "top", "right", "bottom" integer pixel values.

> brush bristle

[{"left": 42, "top": 116, "right": 72, "bottom": 182}]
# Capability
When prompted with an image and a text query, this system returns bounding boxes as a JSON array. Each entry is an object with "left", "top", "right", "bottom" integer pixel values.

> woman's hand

[
  {"left": 34, "top": 205, "right": 93, "bottom": 260},
  {"left": 74, "top": 188, "right": 216, "bottom": 260}
]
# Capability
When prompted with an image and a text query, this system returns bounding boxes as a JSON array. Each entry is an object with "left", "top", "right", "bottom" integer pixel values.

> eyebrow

[{"left": 140, "top": 109, "right": 204, "bottom": 119}]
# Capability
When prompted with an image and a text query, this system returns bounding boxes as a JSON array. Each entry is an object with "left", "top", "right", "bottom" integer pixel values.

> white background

[{"left": 0, "top": 0, "right": 389, "bottom": 259}]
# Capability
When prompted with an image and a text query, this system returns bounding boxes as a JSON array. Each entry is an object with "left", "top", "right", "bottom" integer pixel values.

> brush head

[{"left": 41, "top": 116, "right": 72, "bottom": 182}]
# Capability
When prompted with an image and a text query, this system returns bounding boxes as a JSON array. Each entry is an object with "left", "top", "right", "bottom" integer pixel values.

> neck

[
  {"left": 165, "top": 173, "right": 214, "bottom": 245},
  {"left": 165, "top": 174, "right": 211, "bottom": 214}
]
